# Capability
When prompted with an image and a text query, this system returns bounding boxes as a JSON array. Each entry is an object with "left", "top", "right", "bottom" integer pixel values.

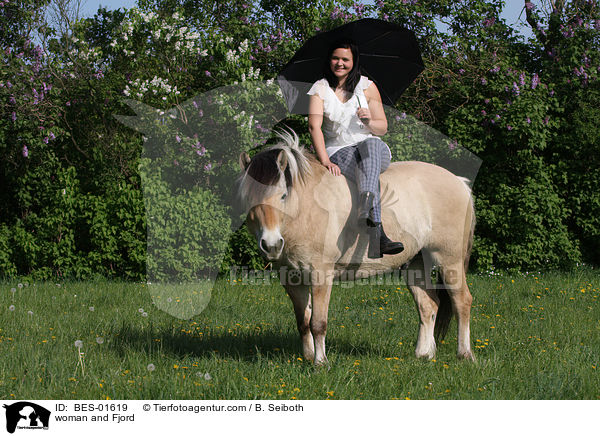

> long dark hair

[{"left": 323, "top": 38, "right": 361, "bottom": 93}]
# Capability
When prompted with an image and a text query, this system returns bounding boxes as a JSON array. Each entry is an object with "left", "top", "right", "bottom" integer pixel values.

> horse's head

[{"left": 238, "top": 130, "right": 311, "bottom": 261}]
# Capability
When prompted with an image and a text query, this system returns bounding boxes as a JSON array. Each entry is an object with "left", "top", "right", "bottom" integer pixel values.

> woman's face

[{"left": 329, "top": 47, "right": 354, "bottom": 82}]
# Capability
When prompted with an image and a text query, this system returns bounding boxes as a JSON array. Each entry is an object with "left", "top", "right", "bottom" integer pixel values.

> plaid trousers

[{"left": 329, "top": 137, "right": 391, "bottom": 223}]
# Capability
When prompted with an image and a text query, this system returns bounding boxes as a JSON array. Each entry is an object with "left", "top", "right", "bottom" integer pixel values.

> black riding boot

[
  {"left": 358, "top": 191, "right": 375, "bottom": 227},
  {"left": 367, "top": 223, "right": 404, "bottom": 259}
]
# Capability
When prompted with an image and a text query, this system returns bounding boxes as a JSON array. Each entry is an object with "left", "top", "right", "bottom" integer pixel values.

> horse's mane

[{"left": 238, "top": 129, "right": 314, "bottom": 208}]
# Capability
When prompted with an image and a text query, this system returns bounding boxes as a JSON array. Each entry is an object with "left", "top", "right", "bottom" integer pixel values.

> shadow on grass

[{"left": 108, "top": 322, "right": 379, "bottom": 362}]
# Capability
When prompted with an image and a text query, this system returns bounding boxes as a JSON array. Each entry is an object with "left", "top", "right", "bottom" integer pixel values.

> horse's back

[{"left": 303, "top": 160, "right": 473, "bottom": 271}]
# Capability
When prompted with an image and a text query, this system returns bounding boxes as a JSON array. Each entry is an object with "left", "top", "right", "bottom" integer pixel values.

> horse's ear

[
  {"left": 239, "top": 152, "right": 251, "bottom": 170},
  {"left": 276, "top": 149, "right": 288, "bottom": 171}
]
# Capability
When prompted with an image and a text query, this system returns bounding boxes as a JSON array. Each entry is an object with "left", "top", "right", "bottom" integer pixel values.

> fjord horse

[{"left": 238, "top": 130, "right": 475, "bottom": 366}]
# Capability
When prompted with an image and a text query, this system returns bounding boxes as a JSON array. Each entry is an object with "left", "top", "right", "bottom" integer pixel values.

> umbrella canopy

[{"left": 277, "top": 18, "right": 424, "bottom": 114}]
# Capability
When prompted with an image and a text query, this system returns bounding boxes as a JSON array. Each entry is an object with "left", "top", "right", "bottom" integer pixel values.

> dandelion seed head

[
  {"left": 28, "top": 310, "right": 33, "bottom": 316},
  {"left": 142, "top": 312, "right": 148, "bottom": 317},
  {"left": 138, "top": 308, "right": 144, "bottom": 313},
  {"left": 9, "top": 305, "right": 15, "bottom": 311},
  {"left": 204, "top": 373, "right": 212, "bottom": 381},
  {"left": 89, "top": 306, "right": 95, "bottom": 312},
  {"left": 147, "top": 363, "right": 156, "bottom": 372},
  {"left": 74, "top": 340, "right": 83, "bottom": 348},
  {"left": 96, "top": 337, "right": 104, "bottom": 344}
]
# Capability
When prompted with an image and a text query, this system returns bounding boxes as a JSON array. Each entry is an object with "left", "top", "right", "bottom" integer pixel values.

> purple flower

[
  {"left": 484, "top": 98, "right": 490, "bottom": 104},
  {"left": 512, "top": 82, "right": 520, "bottom": 96},
  {"left": 595, "top": 19, "right": 600, "bottom": 30},
  {"left": 525, "top": 2, "right": 535, "bottom": 10},
  {"left": 519, "top": 73, "right": 526, "bottom": 86},
  {"left": 448, "top": 139, "right": 457, "bottom": 150},
  {"left": 507, "top": 125, "right": 513, "bottom": 131},
  {"left": 543, "top": 116, "right": 549, "bottom": 125},
  {"left": 204, "top": 163, "right": 212, "bottom": 171},
  {"left": 489, "top": 66, "right": 500, "bottom": 74},
  {"left": 43, "top": 137, "right": 49, "bottom": 144},
  {"left": 481, "top": 110, "right": 487, "bottom": 116},
  {"left": 458, "top": 69, "right": 465, "bottom": 75},
  {"left": 22, "top": 145, "right": 28, "bottom": 157},
  {"left": 526, "top": 117, "right": 531, "bottom": 124},
  {"left": 49, "top": 132, "right": 55, "bottom": 140},
  {"left": 175, "top": 135, "right": 182, "bottom": 143},
  {"left": 480, "top": 77, "right": 488, "bottom": 85},
  {"left": 483, "top": 17, "right": 496, "bottom": 27},
  {"left": 9, "top": 96, "right": 15, "bottom": 104},
  {"left": 205, "top": 71, "right": 211, "bottom": 77},
  {"left": 11, "top": 112, "right": 16, "bottom": 122},
  {"left": 531, "top": 73, "right": 539, "bottom": 89}
]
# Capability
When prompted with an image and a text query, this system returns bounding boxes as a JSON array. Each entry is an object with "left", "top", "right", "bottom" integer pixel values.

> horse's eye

[{"left": 281, "top": 192, "right": 288, "bottom": 201}]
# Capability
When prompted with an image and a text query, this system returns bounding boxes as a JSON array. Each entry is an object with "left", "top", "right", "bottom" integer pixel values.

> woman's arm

[
  {"left": 357, "top": 82, "right": 388, "bottom": 136},
  {"left": 308, "top": 94, "right": 341, "bottom": 176}
]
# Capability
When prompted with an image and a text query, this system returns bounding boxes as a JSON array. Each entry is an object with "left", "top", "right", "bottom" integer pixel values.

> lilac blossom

[
  {"left": 531, "top": 73, "right": 539, "bottom": 89},
  {"left": 512, "top": 82, "right": 520, "bottom": 96},
  {"left": 22, "top": 145, "right": 28, "bottom": 157}
]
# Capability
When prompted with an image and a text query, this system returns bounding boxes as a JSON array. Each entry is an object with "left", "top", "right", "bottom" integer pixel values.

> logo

[{"left": 3, "top": 402, "right": 50, "bottom": 434}]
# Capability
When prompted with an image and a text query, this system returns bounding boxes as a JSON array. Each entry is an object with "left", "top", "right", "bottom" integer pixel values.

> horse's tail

[
  {"left": 434, "top": 283, "right": 452, "bottom": 341},
  {"left": 464, "top": 195, "right": 476, "bottom": 273},
  {"left": 455, "top": 177, "right": 476, "bottom": 273}
]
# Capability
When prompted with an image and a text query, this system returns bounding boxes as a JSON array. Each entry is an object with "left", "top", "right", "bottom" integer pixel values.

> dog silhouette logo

[{"left": 3, "top": 402, "right": 50, "bottom": 433}]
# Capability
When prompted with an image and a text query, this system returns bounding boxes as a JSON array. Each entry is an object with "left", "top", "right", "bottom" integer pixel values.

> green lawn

[{"left": 1, "top": 269, "right": 598, "bottom": 400}]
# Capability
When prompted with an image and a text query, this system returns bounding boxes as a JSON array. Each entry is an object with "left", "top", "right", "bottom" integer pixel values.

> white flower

[
  {"left": 89, "top": 306, "right": 94, "bottom": 312},
  {"left": 96, "top": 337, "right": 104, "bottom": 344},
  {"left": 9, "top": 305, "right": 15, "bottom": 311},
  {"left": 147, "top": 363, "right": 156, "bottom": 371},
  {"left": 74, "top": 340, "right": 83, "bottom": 348}
]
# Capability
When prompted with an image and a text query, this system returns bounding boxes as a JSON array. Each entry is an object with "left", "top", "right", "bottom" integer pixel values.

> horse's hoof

[
  {"left": 457, "top": 350, "right": 476, "bottom": 361},
  {"left": 314, "top": 358, "right": 331, "bottom": 371}
]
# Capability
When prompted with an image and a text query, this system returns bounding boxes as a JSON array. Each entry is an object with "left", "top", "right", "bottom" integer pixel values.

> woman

[{"left": 307, "top": 38, "right": 404, "bottom": 259}]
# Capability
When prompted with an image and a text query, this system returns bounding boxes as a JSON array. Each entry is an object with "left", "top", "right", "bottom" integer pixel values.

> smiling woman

[{"left": 307, "top": 38, "right": 403, "bottom": 259}]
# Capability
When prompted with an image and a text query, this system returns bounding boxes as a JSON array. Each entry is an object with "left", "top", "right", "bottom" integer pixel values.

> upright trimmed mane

[{"left": 238, "top": 129, "right": 313, "bottom": 208}]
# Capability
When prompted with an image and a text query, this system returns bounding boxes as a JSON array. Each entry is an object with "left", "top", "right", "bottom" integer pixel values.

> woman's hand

[
  {"left": 323, "top": 161, "right": 342, "bottom": 176},
  {"left": 356, "top": 107, "right": 371, "bottom": 125}
]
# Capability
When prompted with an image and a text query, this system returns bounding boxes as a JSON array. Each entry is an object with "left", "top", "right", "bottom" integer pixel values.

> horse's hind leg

[
  {"left": 284, "top": 283, "right": 315, "bottom": 362},
  {"left": 439, "top": 260, "right": 475, "bottom": 361},
  {"left": 406, "top": 255, "right": 439, "bottom": 360}
]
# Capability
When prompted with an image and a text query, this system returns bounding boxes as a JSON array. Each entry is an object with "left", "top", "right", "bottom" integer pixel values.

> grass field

[{"left": 1, "top": 268, "right": 598, "bottom": 400}]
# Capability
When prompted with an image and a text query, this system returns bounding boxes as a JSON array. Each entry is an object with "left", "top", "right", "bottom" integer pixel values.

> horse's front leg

[
  {"left": 310, "top": 271, "right": 333, "bottom": 368},
  {"left": 284, "top": 283, "right": 314, "bottom": 362}
]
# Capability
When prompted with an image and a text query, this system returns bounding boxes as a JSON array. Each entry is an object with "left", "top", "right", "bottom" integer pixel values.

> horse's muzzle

[{"left": 258, "top": 231, "right": 284, "bottom": 260}]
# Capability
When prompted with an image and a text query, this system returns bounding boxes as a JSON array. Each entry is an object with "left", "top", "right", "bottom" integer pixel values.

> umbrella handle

[{"left": 357, "top": 95, "right": 369, "bottom": 126}]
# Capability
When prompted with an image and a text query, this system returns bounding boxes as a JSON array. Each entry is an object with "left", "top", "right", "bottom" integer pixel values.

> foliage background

[{"left": 1, "top": 0, "right": 598, "bottom": 280}]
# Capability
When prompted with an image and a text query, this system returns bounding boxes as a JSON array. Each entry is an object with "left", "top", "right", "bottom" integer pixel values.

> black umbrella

[{"left": 277, "top": 18, "right": 424, "bottom": 114}]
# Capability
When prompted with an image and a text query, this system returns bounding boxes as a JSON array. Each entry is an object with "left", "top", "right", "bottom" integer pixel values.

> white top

[{"left": 308, "top": 76, "right": 377, "bottom": 157}]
